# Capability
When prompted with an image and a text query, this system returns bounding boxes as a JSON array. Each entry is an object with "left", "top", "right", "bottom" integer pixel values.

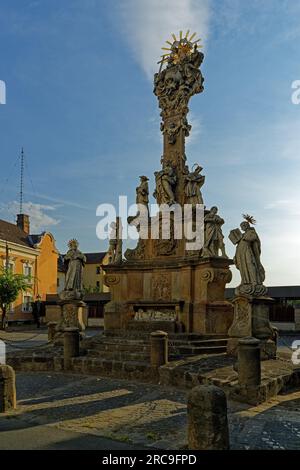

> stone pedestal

[
  {"left": 59, "top": 300, "right": 87, "bottom": 332},
  {"left": 52, "top": 301, "right": 87, "bottom": 346},
  {"left": 227, "top": 295, "right": 277, "bottom": 360},
  {"left": 0, "top": 365, "right": 16, "bottom": 412},
  {"left": 48, "top": 322, "right": 58, "bottom": 342},
  {"left": 64, "top": 327, "right": 80, "bottom": 370},
  {"left": 295, "top": 308, "right": 300, "bottom": 332},
  {"left": 238, "top": 337, "right": 261, "bottom": 387},
  {"left": 187, "top": 385, "right": 229, "bottom": 450},
  {"left": 150, "top": 331, "right": 168, "bottom": 367},
  {"left": 104, "top": 257, "right": 233, "bottom": 335}
]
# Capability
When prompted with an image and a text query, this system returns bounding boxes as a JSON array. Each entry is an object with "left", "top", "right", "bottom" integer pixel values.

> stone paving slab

[
  {"left": 0, "top": 418, "right": 140, "bottom": 450},
  {"left": 1, "top": 372, "right": 300, "bottom": 449}
]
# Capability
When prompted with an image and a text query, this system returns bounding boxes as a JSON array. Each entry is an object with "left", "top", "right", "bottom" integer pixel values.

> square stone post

[
  {"left": 227, "top": 295, "right": 277, "bottom": 359},
  {"left": 150, "top": 331, "right": 168, "bottom": 367},
  {"left": 0, "top": 365, "right": 16, "bottom": 412},
  {"left": 187, "top": 385, "right": 230, "bottom": 450}
]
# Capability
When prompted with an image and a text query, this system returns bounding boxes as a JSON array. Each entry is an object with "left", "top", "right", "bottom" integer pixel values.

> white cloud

[
  {"left": 2, "top": 201, "right": 60, "bottom": 233},
  {"left": 186, "top": 113, "right": 202, "bottom": 148},
  {"left": 265, "top": 199, "right": 300, "bottom": 216},
  {"left": 118, "top": 0, "right": 211, "bottom": 79},
  {"left": 25, "top": 191, "right": 91, "bottom": 211}
]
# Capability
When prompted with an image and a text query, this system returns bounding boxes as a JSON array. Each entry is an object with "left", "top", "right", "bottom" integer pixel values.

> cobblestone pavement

[
  {"left": 1, "top": 372, "right": 300, "bottom": 450},
  {"left": 0, "top": 327, "right": 99, "bottom": 352}
]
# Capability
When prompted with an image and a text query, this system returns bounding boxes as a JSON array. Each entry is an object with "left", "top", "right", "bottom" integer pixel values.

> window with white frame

[
  {"left": 2, "top": 259, "right": 14, "bottom": 273},
  {"left": 23, "top": 263, "right": 32, "bottom": 278},
  {"left": 22, "top": 295, "right": 33, "bottom": 313}
]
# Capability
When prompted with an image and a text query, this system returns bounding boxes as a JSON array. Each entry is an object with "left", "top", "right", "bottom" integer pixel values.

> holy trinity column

[{"left": 153, "top": 31, "right": 205, "bottom": 207}]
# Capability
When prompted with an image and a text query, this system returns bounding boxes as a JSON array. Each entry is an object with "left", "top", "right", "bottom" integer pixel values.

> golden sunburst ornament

[{"left": 159, "top": 30, "right": 202, "bottom": 66}]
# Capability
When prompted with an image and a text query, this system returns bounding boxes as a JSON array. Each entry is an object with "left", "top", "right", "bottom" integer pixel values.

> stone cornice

[
  {"left": 0, "top": 240, "right": 39, "bottom": 257},
  {"left": 105, "top": 256, "right": 234, "bottom": 272}
]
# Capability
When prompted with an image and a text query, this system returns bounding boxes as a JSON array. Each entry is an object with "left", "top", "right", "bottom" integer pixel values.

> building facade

[
  {"left": 0, "top": 214, "right": 58, "bottom": 322},
  {"left": 57, "top": 251, "right": 109, "bottom": 294}
]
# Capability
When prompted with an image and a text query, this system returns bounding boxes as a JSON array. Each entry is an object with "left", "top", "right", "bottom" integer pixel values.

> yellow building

[
  {"left": 0, "top": 214, "right": 58, "bottom": 323},
  {"left": 57, "top": 251, "right": 109, "bottom": 294}
]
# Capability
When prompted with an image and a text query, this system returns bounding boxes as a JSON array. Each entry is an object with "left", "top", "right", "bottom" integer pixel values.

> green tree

[{"left": 0, "top": 267, "right": 32, "bottom": 330}]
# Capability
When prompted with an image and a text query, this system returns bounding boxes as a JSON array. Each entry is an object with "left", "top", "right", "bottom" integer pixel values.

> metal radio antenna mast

[{"left": 20, "top": 147, "right": 24, "bottom": 214}]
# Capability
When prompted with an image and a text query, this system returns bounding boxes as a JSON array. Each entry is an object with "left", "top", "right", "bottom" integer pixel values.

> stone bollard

[
  {"left": 0, "top": 365, "right": 17, "bottom": 413},
  {"left": 187, "top": 385, "right": 230, "bottom": 450},
  {"left": 64, "top": 327, "right": 80, "bottom": 370},
  {"left": 238, "top": 337, "right": 261, "bottom": 388},
  {"left": 150, "top": 330, "right": 168, "bottom": 368},
  {"left": 48, "top": 322, "right": 58, "bottom": 342}
]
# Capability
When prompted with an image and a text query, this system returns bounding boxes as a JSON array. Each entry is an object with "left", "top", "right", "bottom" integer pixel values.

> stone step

[
  {"left": 170, "top": 338, "right": 228, "bottom": 347},
  {"left": 87, "top": 349, "right": 150, "bottom": 361},
  {"left": 104, "top": 330, "right": 227, "bottom": 341},
  {"left": 168, "top": 333, "right": 228, "bottom": 341},
  {"left": 177, "top": 345, "right": 227, "bottom": 356},
  {"left": 191, "top": 339, "right": 228, "bottom": 347},
  {"left": 99, "top": 338, "right": 150, "bottom": 345},
  {"left": 83, "top": 333, "right": 229, "bottom": 360},
  {"left": 87, "top": 342, "right": 150, "bottom": 353}
]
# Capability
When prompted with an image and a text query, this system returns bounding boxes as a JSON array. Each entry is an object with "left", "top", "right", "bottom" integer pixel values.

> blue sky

[{"left": 0, "top": 0, "right": 300, "bottom": 286}]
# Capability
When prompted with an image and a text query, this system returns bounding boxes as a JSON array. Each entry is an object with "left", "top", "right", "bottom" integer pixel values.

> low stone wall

[
  {"left": 7, "top": 354, "right": 64, "bottom": 373},
  {"left": 6, "top": 350, "right": 300, "bottom": 406},
  {"left": 71, "top": 357, "right": 158, "bottom": 382},
  {"left": 6, "top": 353, "right": 158, "bottom": 383},
  {"left": 159, "top": 355, "right": 300, "bottom": 405}
]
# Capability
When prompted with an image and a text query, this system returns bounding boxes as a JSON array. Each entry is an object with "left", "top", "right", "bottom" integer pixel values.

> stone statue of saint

[
  {"left": 203, "top": 207, "right": 227, "bottom": 258},
  {"left": 136, "top": 176, "right": 149, "bottom": 206},
  {"left": 153, "top": 165, "right": 176, "bottom": 205},
  {"left": 184, "top": 164, "right": 205, "bottom": 206},
  {"left": 108, "top": 218, "right": 122, "bottom": 264},
  {"left": 229, "top": 218, "right": 267, "bottom": 297},
  {"left": 61, "top": 239, "right": 86, "bottom": 299}
]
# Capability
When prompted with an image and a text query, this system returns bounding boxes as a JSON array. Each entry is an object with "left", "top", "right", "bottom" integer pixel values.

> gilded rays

[{"left": 159, "top": 31, "right": 202, "bottom": 66}]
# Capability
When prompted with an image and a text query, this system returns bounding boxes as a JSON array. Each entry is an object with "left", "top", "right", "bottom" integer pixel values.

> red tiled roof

[{"left": 0, "top": 219, "right": 32, "bottom": 248}]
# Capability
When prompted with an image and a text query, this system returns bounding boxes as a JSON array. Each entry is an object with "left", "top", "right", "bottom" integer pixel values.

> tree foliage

[{"left": 0, "top": 267, "right": 32, "bottom": 329}]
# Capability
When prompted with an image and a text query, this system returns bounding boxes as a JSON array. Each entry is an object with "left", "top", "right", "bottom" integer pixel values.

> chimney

[{"left": 17, "top": 214, "right": 30, "bottom": 234}]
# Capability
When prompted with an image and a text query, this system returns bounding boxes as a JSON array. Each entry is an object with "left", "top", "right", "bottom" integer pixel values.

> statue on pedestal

[
  {"left": 227, "top": 215, "right": 276, "bottom": 358},
  {"left": 229, "top": 215, "right": 267, "bottom": 297},
  {"left": 60, "top": 239, "right": 86, "bottom": 301},
  {"left": 203, "top": 207, "right": 227, "bottom": 258},
  {"left": 184, "top": 164, "right": 205, "bottom": 206},
  {"left": 57, "top": 239, "right": 87, "bottom": 334}
]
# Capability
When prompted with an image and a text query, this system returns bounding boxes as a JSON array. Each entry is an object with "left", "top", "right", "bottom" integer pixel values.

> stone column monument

[
  {"left": 104, "top": 31, "right": 233, "bottom": 336},
  {"left": 227, "top": 215, "right": 277, "bottom": 359}
]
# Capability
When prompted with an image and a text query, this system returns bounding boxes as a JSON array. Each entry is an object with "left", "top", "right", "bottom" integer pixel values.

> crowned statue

[{"left": 60, "top": 239, "right": 86, "bottom": 300}]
